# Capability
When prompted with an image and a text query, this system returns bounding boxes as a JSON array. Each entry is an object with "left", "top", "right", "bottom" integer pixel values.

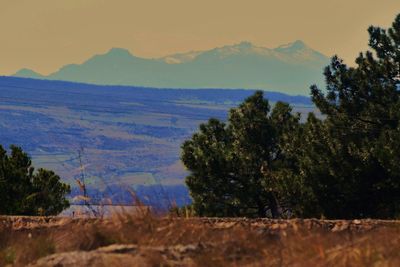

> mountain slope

[
  {"left": 14, "top": 41, "right": 329, "bottom": 95},
  {"left": 14, "top": 68, "right": 44, "bottom": 79},
  {"left": 0, "top": 76, "right": 313, "bottom": 204}
]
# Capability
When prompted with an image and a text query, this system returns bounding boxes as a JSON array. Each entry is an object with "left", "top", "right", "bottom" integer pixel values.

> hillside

[
  {"left": 13, "top": 41, "right": 329, "bottom": 95},
  {"left": 0, "top": 76, "right": 316, "bottom": 206}
]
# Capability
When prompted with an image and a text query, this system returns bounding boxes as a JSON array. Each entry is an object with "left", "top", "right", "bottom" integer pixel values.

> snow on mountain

[{"left": 13, "top": 41, "right": 330, "bottom": 95}]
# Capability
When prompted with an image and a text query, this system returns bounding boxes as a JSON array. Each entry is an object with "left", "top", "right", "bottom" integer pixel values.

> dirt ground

[{"left": 1, "top": 214, "right": 400, "bottom": 266}]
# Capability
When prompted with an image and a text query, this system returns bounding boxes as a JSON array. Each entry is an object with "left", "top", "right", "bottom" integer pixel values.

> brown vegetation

[{"left": 0, "top": 213, "right": 400, "bottom": 266}]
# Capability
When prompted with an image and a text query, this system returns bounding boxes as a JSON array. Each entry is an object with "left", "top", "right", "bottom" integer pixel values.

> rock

[
  {"left": 28, "top": 250, "right": 143, "bottom": 267},
  {"left": 28, "top": 243, "right": 207, "bottom": 267},
  {"left": 331, "top": 222, "right": 349, "bottom": 232},
  {"left": 96, "top": 244, "right": 138, "bottom": 254},
  {"left": 28, "top": 244, "right": 144, "bottom": 267}
]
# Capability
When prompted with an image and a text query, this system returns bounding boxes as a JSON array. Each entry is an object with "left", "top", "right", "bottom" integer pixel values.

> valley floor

[{"left": 1, "top": 215, "right": 399, "bottom": 266}]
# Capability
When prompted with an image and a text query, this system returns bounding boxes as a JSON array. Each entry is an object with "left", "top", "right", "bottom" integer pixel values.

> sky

[{"left": 1, "top": 0, "right": 400, "bottom": 75}]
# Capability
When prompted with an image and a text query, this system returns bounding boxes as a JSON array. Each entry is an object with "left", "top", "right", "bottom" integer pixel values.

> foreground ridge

[{"left": 1, "top": 216, "right": 400, "bottom": 266}]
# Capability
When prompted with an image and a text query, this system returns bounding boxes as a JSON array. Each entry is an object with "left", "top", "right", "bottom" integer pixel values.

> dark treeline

[{"left": 182, "top": 14, "right": 400, "bottom": 219}]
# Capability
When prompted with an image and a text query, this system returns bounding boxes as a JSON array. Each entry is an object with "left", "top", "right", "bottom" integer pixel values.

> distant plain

[{"left": 0, "top": 77, "right": 316, "bottom": 205}]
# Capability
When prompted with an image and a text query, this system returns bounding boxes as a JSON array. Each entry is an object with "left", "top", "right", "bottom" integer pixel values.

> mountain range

[{"left": 14, "top": 40, "right": 329, "bottom": 95}]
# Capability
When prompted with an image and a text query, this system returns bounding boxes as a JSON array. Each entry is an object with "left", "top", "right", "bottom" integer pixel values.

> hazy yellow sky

[{"left": 1, "top": 0, "right": 399, "bottom": 75}]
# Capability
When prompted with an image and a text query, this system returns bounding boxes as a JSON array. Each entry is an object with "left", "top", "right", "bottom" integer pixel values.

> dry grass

[{"left": 0, "top": 212, "right": 400, "bottom": 266}]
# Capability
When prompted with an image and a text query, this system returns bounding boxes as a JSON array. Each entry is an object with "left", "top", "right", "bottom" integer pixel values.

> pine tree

[
  {"left": 0, "top": 145, "right": 70, "bottom": 215},
  {"left": 181, "top": 91, "right": 301, "bottom": 217},
  {"left": 182, "top": 13, "right": 400, "bottom": 219},
  {"left": 301, "top": 14, "right": 400, "bottom": 218}
]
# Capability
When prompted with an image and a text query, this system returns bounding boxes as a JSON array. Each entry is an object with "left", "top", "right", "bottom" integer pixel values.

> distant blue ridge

[{"left": 0, "top": 76, "right": 312, "bottom": 105}]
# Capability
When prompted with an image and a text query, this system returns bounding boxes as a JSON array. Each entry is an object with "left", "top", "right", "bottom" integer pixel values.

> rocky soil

[{"left": 1, "top": 216, "right": 400, "bottom": 266}]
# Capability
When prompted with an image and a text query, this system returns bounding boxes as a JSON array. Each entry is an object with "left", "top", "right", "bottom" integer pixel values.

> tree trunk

[
  {"left": 269, "top": 193, "right": 280, "bottom": 219},
  {"left": 256, "top": 199, "right": 266, "bottom": 217}
]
